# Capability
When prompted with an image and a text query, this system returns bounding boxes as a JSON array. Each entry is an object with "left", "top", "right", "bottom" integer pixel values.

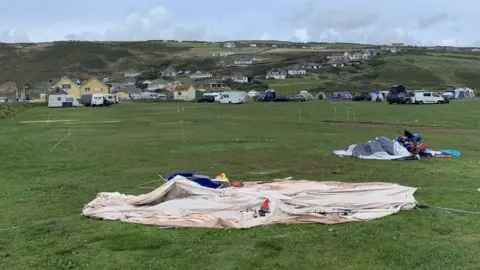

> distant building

[
  {"left": 223, "top": 42, "right": 236, "bottom": 48},
  {"left": 265, "top": 68, "right": 287, "bottom": 80},
  {"left": 124, "top": 69, "right": 142, "bottom": 78},
  {"left": 173, "top": 85, "right": 196, "bottom": 101},
  {"left": 231, "top": 75, "right": 249, "bottom": 83},
  {"left": 234, "top": 56, "right": 255, "bottom": 66},
  {"left": 50, "top": 76, "right": 110, "bottom": 99},
  {"left": 286, "top": 65, "right": 306, "bottom": 76},
  {"left": 190, "top": 71, "right": 213, "bottom": 79}
]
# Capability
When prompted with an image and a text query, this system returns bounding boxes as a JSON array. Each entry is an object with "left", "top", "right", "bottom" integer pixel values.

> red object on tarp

[
  {"left": 260, "top": 199, "right": 270, "bottom": 212},
  {"left": 232, "top": 182, "right": 243, "bottom": 187}
]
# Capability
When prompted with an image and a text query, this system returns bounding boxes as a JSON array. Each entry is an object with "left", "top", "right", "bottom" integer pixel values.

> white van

[
  {"left": 48, "top": 94, "right": 81, "bottom": 108},
  {"left": 103, "top": 94, "right": 118, "bottom": 104},
  {"left": 140, "top": 92, "right": 160, "bottom": 100},
  {"left": 81, "top": 94, "right": 109, "bottom": 107},
  {"left": 412, "top": 91, "right": 448, "bottom": 104},
  {"left": 204, "top": 92, "right": 221, "bottom": 101},
  {"left": 218, "top": 91, "right": 246, "bottom": 104}
]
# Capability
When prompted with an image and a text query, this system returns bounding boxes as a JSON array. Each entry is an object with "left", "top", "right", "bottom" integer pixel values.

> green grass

[{"left": 2, "top": 101, "right": 480, "bottom": 269}]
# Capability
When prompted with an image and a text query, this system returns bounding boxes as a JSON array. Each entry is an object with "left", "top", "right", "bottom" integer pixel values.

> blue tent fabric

[
  {"left": 440, "top": 150, "right": 461, "bottom": 157},
  {"left": 167, "top": 172, "right": 222, "bottom": 189}
]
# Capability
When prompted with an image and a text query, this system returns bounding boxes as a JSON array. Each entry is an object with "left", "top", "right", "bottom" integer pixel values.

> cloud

[
  {"left": 260, "top": 33, "right": 271, "bottom": 40},
  {"left": 292, "top": 28, "right": 311, "bottom": 43},
  {"left": 317, "top": 11, "right": 378, "bottom": 31},
  {"left": 0, "top": 29, "right": 30, "bottom": 42},
  {"left": 418, "top": 13, "right": 450, "bottom": 29},
  {"left": 66, "top": 6, "right": 173, "bottom": 41}
]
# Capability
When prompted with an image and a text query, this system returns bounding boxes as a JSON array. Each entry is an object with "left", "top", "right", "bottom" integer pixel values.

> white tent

[
  {"left": 82, "top": 176, "right": 417, "bottom": 229},
  {"left": 454, "top": 88, "right": 475, "bottom": 99},
  {"left": 247, "top": 90, "right": 260, "bottom": 98}
]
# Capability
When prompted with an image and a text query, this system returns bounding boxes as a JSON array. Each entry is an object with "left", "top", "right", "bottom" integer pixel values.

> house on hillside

[
  {"left": 147, "top": 79, "right": 169, "bottom": 91},
  {"left": 124, "top": 69, "right": 142, "bottom": 78},
  {"left": 224, "top": 42, "right": 236, "bottom": 48},
  {"left": 265, "top": 68, "right": 287, "bottom": 79},
  {"left": 299, "top": 62, "right": 321, "bottom": 69},
  {"left": 286, "top": 65, "right": 307, "bottom": 76},
  {"left": 212, "top": 51, "right": 235, "bottom": 57},
  {"left": 391, "top": 43, "right": 405, "bottom": 47},
  {"left": 173, "top": 85, "right": 196, "bottom": 101},
  {"left": 327, "top": 60, "right": 344, "bottom": 68},
  {"left": 307, "top": 45, "right": 326, "bottom": 49},
  {"left": 217, "top": 61, "right": 228, "bottom": 67},
  {"left": 50, "top": 76, "right": 110, "bottom": 99},
  {"left": 234, "top": 56, "right": 255, "bottom": 66},
  {"left": 327, "top": 53, "right": 346, "bottom": 61},
  {"left": 231, "top": 75, "right": 249, "bottom": 83},
  {"left": 197, "top": 81, "right": 229, "bottom": 90},
  {"left": 162, "top": 67, "right": 178, "bottom": 77},
  {"left": 250, "top": 44, "right": 257, "bottom": 47},
  {"left": 190, "top": 71, "right": 213, "bottom": 79},
  {"left": 166, "top": 81, "right": 183, "bottom": 91}
]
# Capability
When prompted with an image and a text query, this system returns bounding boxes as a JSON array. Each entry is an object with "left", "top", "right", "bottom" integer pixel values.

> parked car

[
  {"left": 352, "top": 92, "right": 372, "bottom": 101},
  {"left": 290, "top": 95, "right": 306, "bottom": 102},
  {"left": 198, "top": 96, "right": 215, "bottom": 103},
  {"left": 387, "top": 91, "right": 414, "bottom": 104}
]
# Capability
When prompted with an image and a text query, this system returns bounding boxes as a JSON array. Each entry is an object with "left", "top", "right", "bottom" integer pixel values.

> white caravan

[
  {"left": 103, "top": 94, "right": 118, "bottom": 104},
  {"left": 412, "top": 91, "right": 448, "bottom": 104},
  {"left": 218, "top": 91, "right": 246, "bottom": 104},
  {"left": 48, "top": 94, "right": 81, "bottom": 108}
]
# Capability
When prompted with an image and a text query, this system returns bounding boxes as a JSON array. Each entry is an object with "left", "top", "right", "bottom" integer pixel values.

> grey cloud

[{"left": 418, "top": 13, "right": 450, "bottom": 29}]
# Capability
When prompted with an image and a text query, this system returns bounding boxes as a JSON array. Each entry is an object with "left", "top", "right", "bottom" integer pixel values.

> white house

[
  {"left": 190, "top": 71, "right": 213, "bottom": 79},
  {"left": 173, "top": 85, "right": 196, "bottom": 101},
  {"left": 162, "top": 68, "right": 178, "bottom": 77},
  {"left": 265, "top": 68, "right": 287, "bottom": 79},
  {"left": 124, "top": 69, "right": 141, "bottom": 78},
  {"left": 234, "top": 56, "right": 255, "bottom": 66},
  {"left": 231, "top": 75, "right": 249, "bottom": 83},
  {"left": 327, "top": 53, "right": 346, "bottom": 61},
  {"left": 286, "top": 66, "right": 307, "bottom": 76},
  {"left": 147, "top": 79, "right": 169, "bottom": 91},
  {"left": 224, "top": 42, "right": 235, "bottom": 48},
  {"left": 212, "top": 51, "right": 235, "bottom": 57},
  {"left": 300, "top": 62, "right": 321, "bottom": 69},
  {"left": 249, "top": 44, "right": 257, "bottom": 47}
]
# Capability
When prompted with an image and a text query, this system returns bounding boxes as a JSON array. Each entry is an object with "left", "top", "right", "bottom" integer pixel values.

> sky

[{"left": 0, "top": 0, "right": 477, "bottom": 46}]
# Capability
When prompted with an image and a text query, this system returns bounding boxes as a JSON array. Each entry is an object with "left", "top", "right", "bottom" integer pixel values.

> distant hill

[{"left": 0, "top": 40, "right": 479, "bottom": 97}]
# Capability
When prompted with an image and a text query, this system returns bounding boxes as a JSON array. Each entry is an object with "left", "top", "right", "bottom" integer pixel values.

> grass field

[{"left": 2, "top": 101, "right": 480, "bottom": 269}]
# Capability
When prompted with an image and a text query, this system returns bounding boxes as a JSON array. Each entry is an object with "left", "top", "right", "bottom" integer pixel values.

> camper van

[
  {"left": 140, "top": 92, "right": 160, "bottom": 100},
  {"left": 48, "top": 94, "right": 81, "bottom": 108},
  {"left": 218, "top": 91, "right": 246, "bottom": 104},
  {"left": 81, "top": 94, "right": 111, "bottom": 107},
  {"left": 412, "top": 91, "right": 448, "bottom": 104},
  {"left": 103, "top": 94, "right": 118, "bottom": 104}
]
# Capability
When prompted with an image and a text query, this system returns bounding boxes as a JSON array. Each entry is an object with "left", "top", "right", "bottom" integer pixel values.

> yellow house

[
  {"left": 80, "top": 78, "right": 110, "bottom": 97},
  {"left": 51, "top": 76, "right": 110, "bottom": 99},
  {"left": 115, "top": 91, "right": 130, "bottom": 99},
  {"left": 50, "top": 77, "right": 82, "bottom": 98}
]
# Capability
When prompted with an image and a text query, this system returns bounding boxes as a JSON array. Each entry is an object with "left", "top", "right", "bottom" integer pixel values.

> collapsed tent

[
  {"left": 329, "top": 91, "right": 353, "bottom": 101},
  {"left": 334, "top": 131, "right": 461, "bottom": 160},
  {"left": 82, "top": 177, "right": 417, "bottom": 228},
  {"left": 334, "top": 136, "right": 413, "bottom": 160}
]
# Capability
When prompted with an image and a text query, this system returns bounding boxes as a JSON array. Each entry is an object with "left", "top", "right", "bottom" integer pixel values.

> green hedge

[{"left": 0, "top": 103, "right": 41, "bottom": 119}]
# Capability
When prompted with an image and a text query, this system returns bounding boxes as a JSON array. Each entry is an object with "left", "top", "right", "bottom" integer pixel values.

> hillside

[{"left": 0, "top": 40, "right": 479, "bottom": 97}]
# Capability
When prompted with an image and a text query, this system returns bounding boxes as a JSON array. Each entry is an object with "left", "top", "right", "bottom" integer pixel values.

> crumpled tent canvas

[
  {"left": 82, "top": 176, "right": 417, "bottom": 229},
  {"left": 333, "top": 136, "right": 412, "bottom": 160}
]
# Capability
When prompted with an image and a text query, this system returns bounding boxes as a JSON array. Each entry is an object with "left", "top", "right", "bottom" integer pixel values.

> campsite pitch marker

[
  {"left": 334, "top": 107, "right": 337, "bottom": 120},
  {"left": 298, "top": 109, "right": 302, "bottom": 123}
]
